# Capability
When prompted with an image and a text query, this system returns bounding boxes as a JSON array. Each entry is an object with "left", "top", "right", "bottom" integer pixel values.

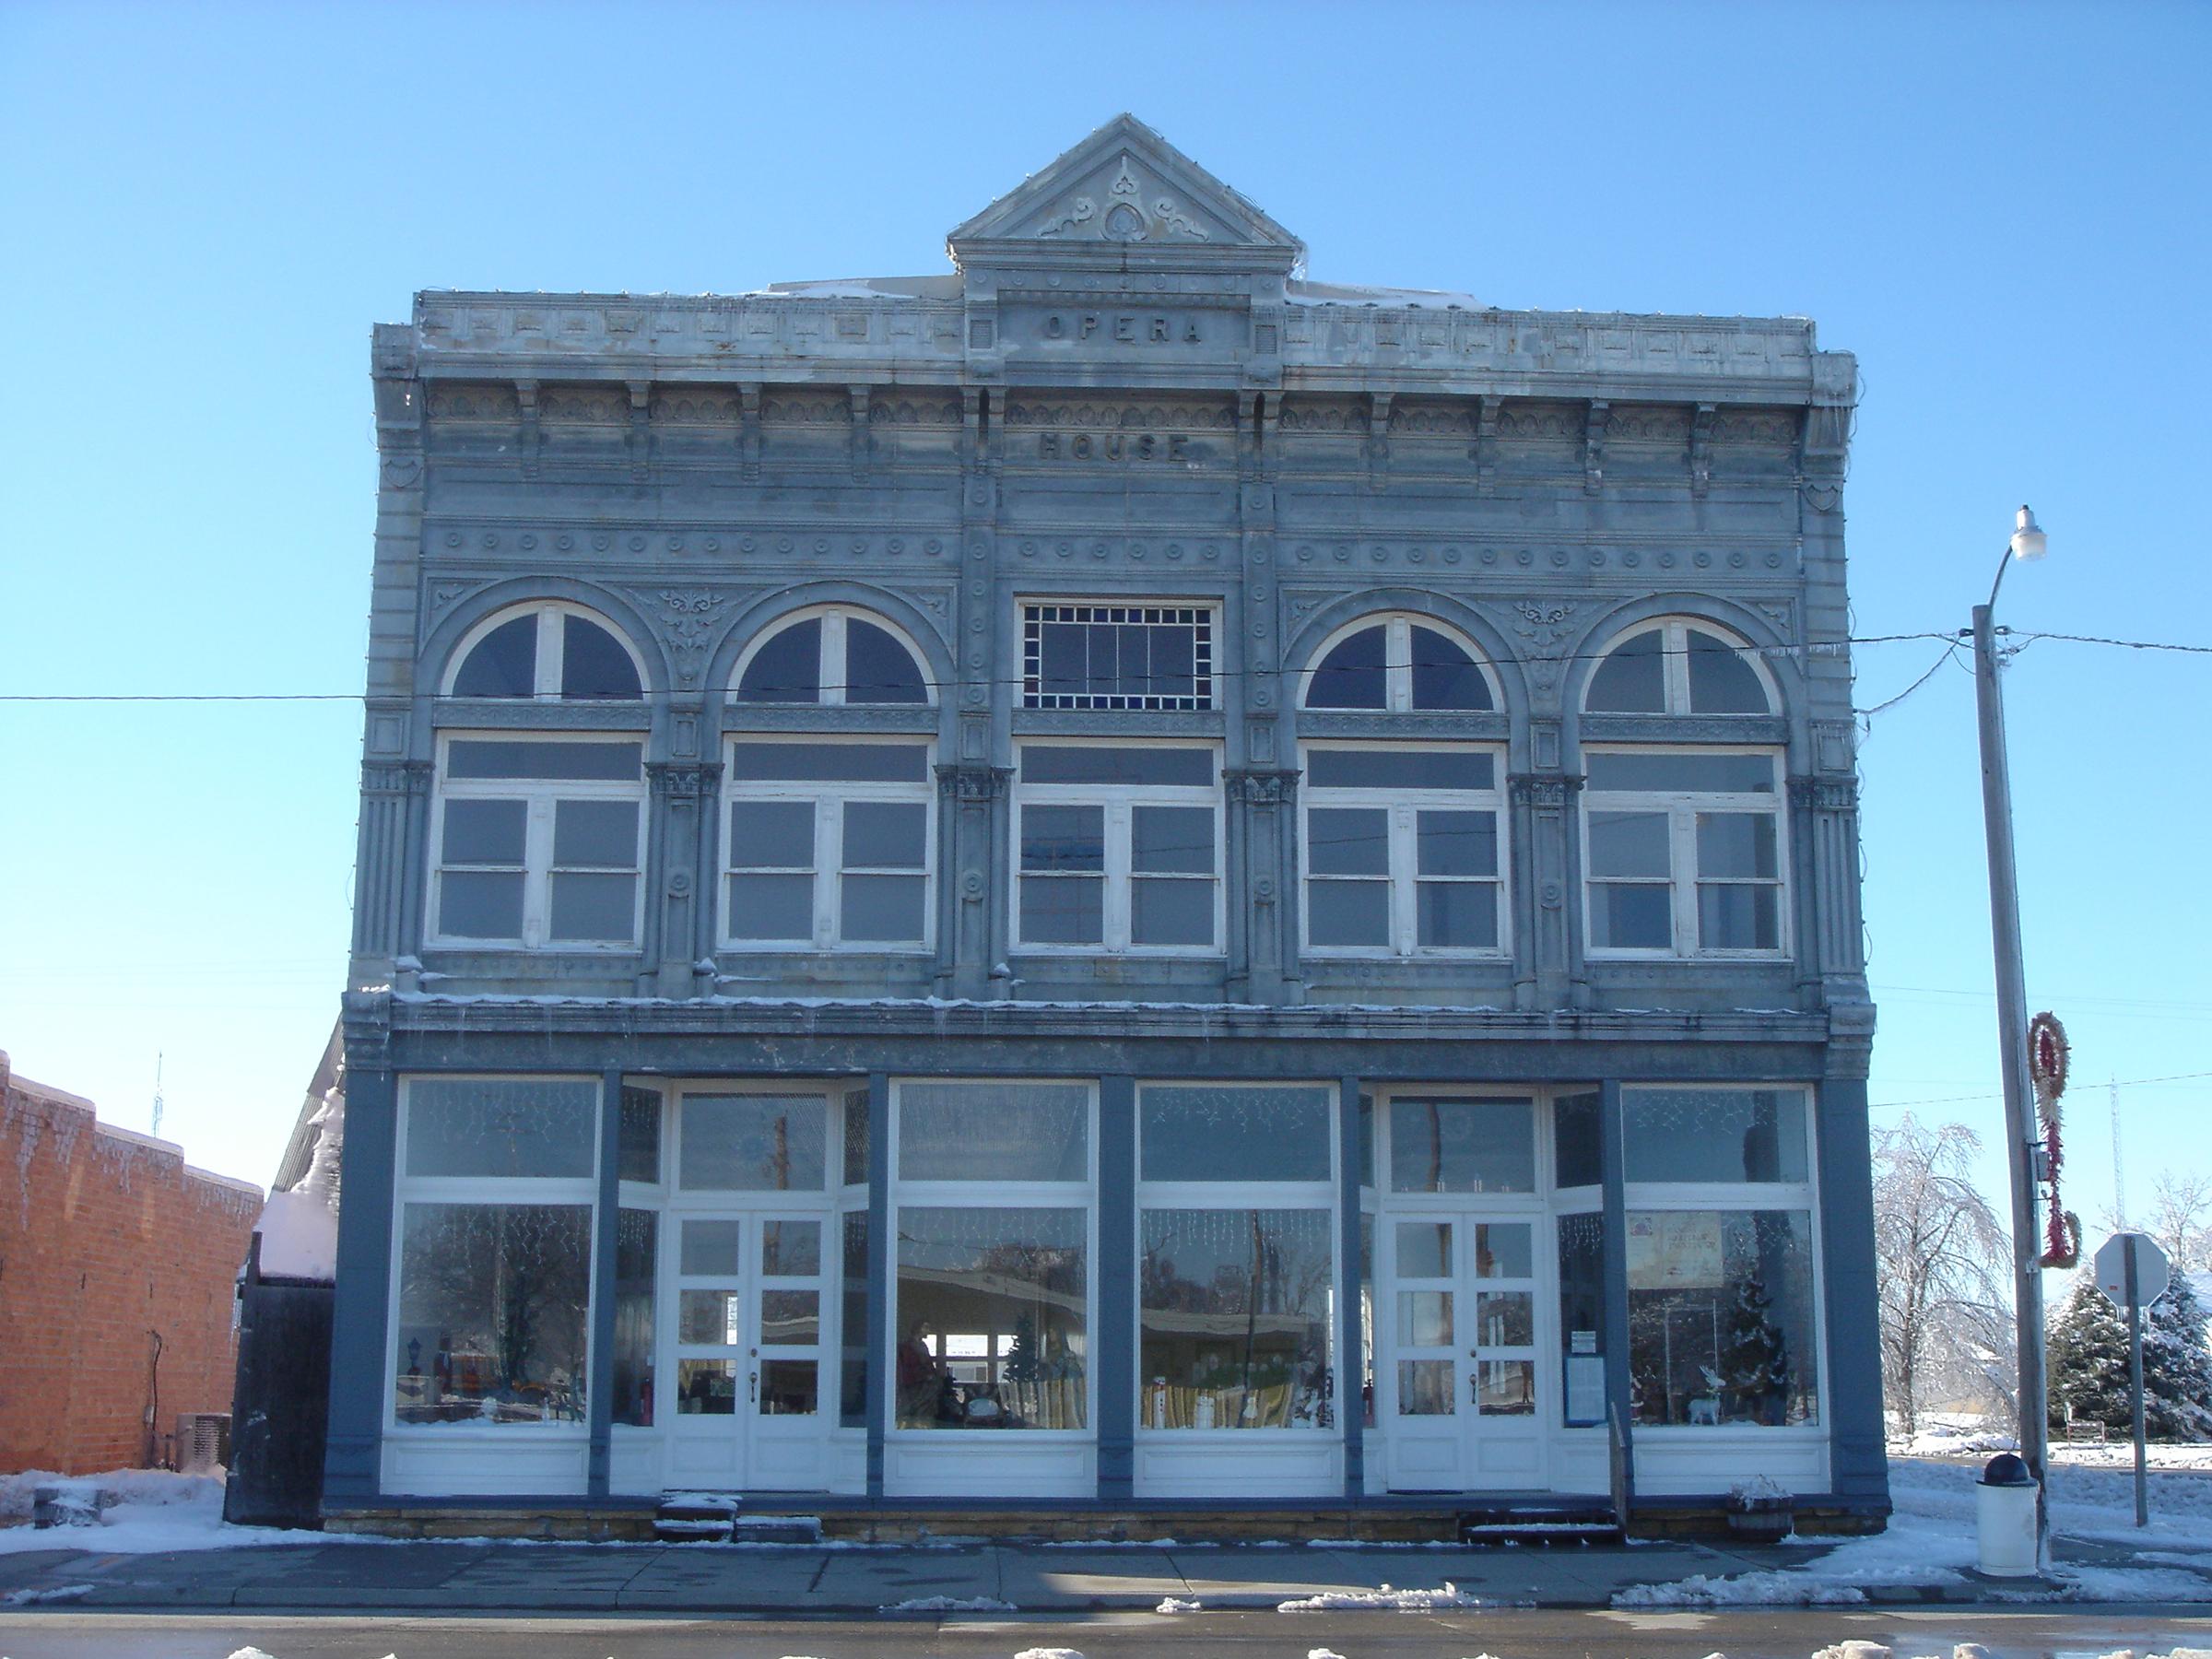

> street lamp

[{"left": 1970, "top": 503, "right": 2051, "bottom": 1571}]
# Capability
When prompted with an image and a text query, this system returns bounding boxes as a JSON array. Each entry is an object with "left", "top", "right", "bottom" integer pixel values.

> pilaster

[
  {"left": 1790, "top": 770, "right": 1868, "bottom": 1004},
  {"left": 647, "top": 760, "right": 721, "bottom": 998},
  {"left": 1225, "top": 768, "right": 1300, "bottom": 1004},
  {"left": 935, "top": 764, "right": 1012, "bottom": 1000},
  {"left": 1095, "top": 1075, "right": 1136, "bottom": 1499},
  {"left": 1509, "top": 765, "right": 1583, "bottom": 1010},
  {"left": 322, "top": 1056, "right": 396, "bottom": 1507},
  {"left": 353, "top": 760, "right": 432, "bottom": 968}
]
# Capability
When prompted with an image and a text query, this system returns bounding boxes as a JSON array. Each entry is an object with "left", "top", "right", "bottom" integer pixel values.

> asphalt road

[{"left": 1, "top": 1606, "right": 2207, "bottom": 1659}]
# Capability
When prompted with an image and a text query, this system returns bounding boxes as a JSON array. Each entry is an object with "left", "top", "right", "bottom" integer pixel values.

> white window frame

[
  {"left": 1020, "top": 600, "right": 1218, "bottom": 711},
  {"left": 1618, "top": 1084, "right": 1827, "bottom": 1437},
  {"left": 387, "top": 1074, "right": 604, "bottom": 1438},
  {"left": 428, "top": 733, "right": 646, "bottom": 951},
  {"left": 886, "top": 1077, "right": 1100, "bottom": 1443},
  {"left": 1011, "top": 740, "right": 1224, "bottom": 956},
  {"left": 1583, "top": 618, "right": 1778, "bottom": 717},
  {"left": 1299, "top": 741, "right": 1510, "bottom": 959},
  {"left": 441, "top": 601, "right": 649, "bottom": 701},
  {"left": 1581, "top": 745, "right": 1787, "bottom": 960},
  {"left": 1133, "top": 1081, "right": 1341, "bottom": 1437},
  {"left": 1298, "top": 613, "right": 1500, "bottom": 712},
  {"left": 730, "top": 604, "right": 935, "bottom": 707},
  {"left": 719, "top": 736, "right": 936, "bottom": 953}
]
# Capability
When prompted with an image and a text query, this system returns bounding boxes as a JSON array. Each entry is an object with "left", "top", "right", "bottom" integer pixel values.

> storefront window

[
  {"left": 678, "top": 1093, "right": 827, "bottom": 1191},
  {"left": 1558, "top": 1211, "right": 1606, "bottom": 1427},
  {"left": 1139, "top": 1208, "right": 1333, "bottom": 1430},
  {"left": 611, "top": 1208, "right": 655, "bottom": 1427},
  {"left": 1387, "top": 1097, "right": 1534, "bottom": 1194},
  {"left": 394, "top": 1203, "right": 592, "bottom": 1425},
  {"left": 1623, "top": 1088, "right": 1807, "bottom": 1184},
  {"left": 1627, "top": 1209, "right": 1818, "bottom": 1427},
  {"left": 841, "top": 1212, "right": 870, "bottom": 1429},
  {"left": 897, "top": 1082, "right": 1088, "bottom": 1182},
  {"left": 1139, "top": 1085, "right": 1332, "bottom": 1182},
  {"left": 894, "top": 1206, "right": 1087, "bottom": 1430},
  {"left": 618, "top": 1087, "right": 661, "bottom": 1182},
  {"left": 406, "top": 1078, "right": 597, "bottom": 1179},
  {"left": 1552, "top": 1090, "right": 1602, "bottom": 1190}
]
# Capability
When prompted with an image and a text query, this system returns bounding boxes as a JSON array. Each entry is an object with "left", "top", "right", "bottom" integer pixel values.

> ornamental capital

[
  {"left": 935, "top": 763, "right": 1013, "bottom": 803},
  {"left": 1788, "top": 773, "right": 1859, "bottom": 812},
  {"left": 361, "top": 759, "right": 435, "bottom": 794},
  {"left": 647, "top": 760, "right": 724, "bottom": 796},
  {"left": 1223, "top": 767, "right": 1302, "bottom": 806},
  {"left": 1508, "top": 771, "right": 1583, "bottom": 808}
]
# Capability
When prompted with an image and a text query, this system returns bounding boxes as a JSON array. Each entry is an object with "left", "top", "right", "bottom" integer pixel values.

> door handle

[
  {"left": 1468, "top": 1369, "right": 1479, "bottom": 1405},
  {"left": 749, "top": 1371, "right": 759, "bottom": 1404}
]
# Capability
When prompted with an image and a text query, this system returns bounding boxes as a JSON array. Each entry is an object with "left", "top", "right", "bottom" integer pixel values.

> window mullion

[
  {"left": 535, "top": 607, "right": 564, "bottom": 700},
  {"left": 1671, "top": 803, "right": 1698, "bottom": 955},
  {"left": 821, "top": 611, "right": 848, "bottom": 707},
  {"left": 1387, "top": 617, "right": 1412, "bottom": 713},
  {"left": 524, "top": 795, "right": 553, "bottom": 947},
  {"left": 1661, "top": 621, "right": 1690, "bottom": 714},
  {"left": 1391, "top": 803, "right": 1416, "bottom": 955},
  {"left": 1107, "top": 799, "right": 1132, "bottom": 951},
  {"left": 816, "top": 794, "right": 841, "bottom": 947}
]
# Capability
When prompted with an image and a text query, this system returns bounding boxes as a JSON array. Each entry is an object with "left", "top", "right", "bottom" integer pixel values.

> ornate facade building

[{"left": 328, "top": 116, "right": 1881, "bottom": 1533}]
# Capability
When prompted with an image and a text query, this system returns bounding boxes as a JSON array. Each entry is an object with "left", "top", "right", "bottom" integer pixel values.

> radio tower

[
  {"left": 2109, "top": 1075, "right": 2124, "bottom": 1226},
  {"left": 151, "top": 1053, "right": 164, "bottom": 1140}
]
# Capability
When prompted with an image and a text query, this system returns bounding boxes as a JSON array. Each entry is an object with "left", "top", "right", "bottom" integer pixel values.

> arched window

[
  {"left": 732, "top": 606, "right": 930, "bottom": 706},
  {"left": 1297, "top": 616, "right": 1506, "bottom": 959},
  {"left": 446, "top": 602, "right": 645, "bottom": 700},
  {"left": 1583, "top": 618, "right": 1773, "bottom": 716},
  {"left": 1302, "top": 614, "right": 1495, "bottom": 712},
  {"left": 1580, "top": 618, "right": 1785, "bottom": 959}
]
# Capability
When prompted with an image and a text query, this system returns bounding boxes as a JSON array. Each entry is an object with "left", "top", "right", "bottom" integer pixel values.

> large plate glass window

[
  {"left": 1021, "top": 602, "right": 1215, "bottom": 710},
  {"left": 1583, "top": 748, "right": 1785, "bottom": 957},
  {"left": 1300, "top": 744, "right": 1506, "bottom": 956},
  {"left": 1014, "top": 744, "right": 1220, "bottom": 954},
  {"left": 391, "top": 1077, "right": 601, "bottom": 1429},
  {"left": 891, "top": 1081, "right": 1093, "bottom": 1433},
  {"left": 1135, "top": 1084, "right": 1337, "bottom": 1433},
  {"left": 722, "top": 738, "right": 934, "bottom": 950},
  {"left": 1621, "top": 1087, "right": 1820, "bottom": 1429},
  {"left": 429, "top": 736, "right": 645, "bottom": 949}
]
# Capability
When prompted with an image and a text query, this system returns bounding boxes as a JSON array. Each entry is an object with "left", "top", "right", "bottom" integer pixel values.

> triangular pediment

[{"left": 948, "top": 114, "right": 1303, "bottom": 272}]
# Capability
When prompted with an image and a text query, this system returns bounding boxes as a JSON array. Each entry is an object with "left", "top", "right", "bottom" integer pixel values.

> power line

[{"left": 1870, "top": 1069, "right": 2212, "bottom": 1112}]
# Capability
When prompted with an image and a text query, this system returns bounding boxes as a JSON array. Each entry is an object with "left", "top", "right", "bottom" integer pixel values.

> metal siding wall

[
  {"left": 1095, "top": 1075, "right": 1135, "bottom": 1499},
  {"left": 321, "top": 1065, "right": 397, "bottom": 1505}
]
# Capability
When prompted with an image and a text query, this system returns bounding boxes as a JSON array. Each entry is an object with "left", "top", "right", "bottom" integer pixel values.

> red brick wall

[{"left": 0, "top": 1052, "right": 264, "bottom": 1475}]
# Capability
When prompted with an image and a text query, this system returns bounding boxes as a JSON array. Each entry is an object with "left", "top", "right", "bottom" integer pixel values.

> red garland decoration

[{"left": 2030, "top": 1011, "right": 2078, "bottom": 1268}]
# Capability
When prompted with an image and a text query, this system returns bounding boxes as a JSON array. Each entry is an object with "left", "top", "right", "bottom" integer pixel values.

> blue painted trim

[
  {"left": 1598, "top": 1078, "right": 1635, "bottom": 1504},
  {"left": 322, "top": 1066, "right": 397, "bottom": 1505},
  {"left": 1815, "top": 1076, "right": 1888, "bottom": 1501},
  {"left": 585, "top": 1069, "right": 621, "bottom": 1498},
  {"left": 1096, "top": 1076, "right": 1135, "bottom": 1499},
  {"left": 1337, "top": 1075, "right": 1365, "bottom": 1499},
  {"left": 865, "top": 1071, "right": 889, "bottom": 1500}
]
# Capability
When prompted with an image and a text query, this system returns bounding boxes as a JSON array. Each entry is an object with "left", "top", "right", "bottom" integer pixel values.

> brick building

[{"left": 0, "top": 1052, "right": 263, "bottom": 1474}]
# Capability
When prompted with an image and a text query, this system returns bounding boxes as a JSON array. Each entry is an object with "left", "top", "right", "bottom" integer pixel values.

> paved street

[{"left": 2, "top": 1606, "right": 2209, "bottom": 1659}]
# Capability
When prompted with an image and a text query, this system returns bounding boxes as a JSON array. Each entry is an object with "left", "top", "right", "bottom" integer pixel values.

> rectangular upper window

[
  {"left": 1300, "top": 744, "right": 1507, "bottom": 958},
  {"left": 1021, "top": 603, "right": 1215, "bottom": 711},
  {"left": 1583, "top": 747, "right": 1786, "bottom": 959},
  {"left": 1013, "top": 742, "right": 1221, "bottom": 955}
]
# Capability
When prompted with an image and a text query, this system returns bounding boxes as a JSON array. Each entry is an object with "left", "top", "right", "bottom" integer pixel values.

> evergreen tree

[
  {"left": 2144, "top": 1271, "right": 2212, "bottom": 1441},
  {"left": 2048, "top": 1267, "right": 2212, "bottom": 1440},
  {"left": 1722, "top": 1272, "right": 1789, "bottom": 1424},
  {"left": 2047, "top": 1273, "right": 2133, "bottom": 1433}
]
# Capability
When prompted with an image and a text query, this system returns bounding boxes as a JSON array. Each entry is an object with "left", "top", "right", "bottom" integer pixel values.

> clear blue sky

[{"left": 3, "top": 3, "right": 2206, "bottom": 1255}]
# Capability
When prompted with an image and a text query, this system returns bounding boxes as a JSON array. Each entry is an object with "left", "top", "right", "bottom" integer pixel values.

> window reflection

[
  {"left": 895, "top": 1206, "right": 1087, "bottom": 1430},
  {"left": 1139, "top": 1208, "right": 1333, "bottom": 1431},
  {"left": 1628, "top": 1209, "right": 1818, "bottom": 1427},
  {"left": 394, "top": 1203, "right": 591, "bottom": 1426},
  {"left": 1387, "top": 1097, "right": 1534, "bottom": 1193}
]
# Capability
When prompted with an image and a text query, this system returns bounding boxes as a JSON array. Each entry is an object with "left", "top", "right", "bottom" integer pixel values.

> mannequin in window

[{"left": 897, "top": 1318, "right": 947, "bottom": 1426}]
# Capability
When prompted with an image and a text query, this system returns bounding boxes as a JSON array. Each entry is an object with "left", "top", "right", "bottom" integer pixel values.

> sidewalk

[{"left": 0, "top": 1534, "right": 1858, "bottom": 1615}]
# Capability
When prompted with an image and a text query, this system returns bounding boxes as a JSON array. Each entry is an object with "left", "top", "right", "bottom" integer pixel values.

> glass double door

[
  {"left": 665, "top": 1210, "right": 830, "bottom": 1490},
  {"left": 1384, "top": 1210, "right": 1547, "bottom": 1491}
]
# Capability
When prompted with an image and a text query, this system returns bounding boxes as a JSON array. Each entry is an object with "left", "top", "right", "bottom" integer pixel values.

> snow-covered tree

[
  {"left": 2048, "top": 1266, "right": 2212, "bottom": 1440},
  {"left": 1873, "top": 1116, "right": 2014, "bottom": 1432}
]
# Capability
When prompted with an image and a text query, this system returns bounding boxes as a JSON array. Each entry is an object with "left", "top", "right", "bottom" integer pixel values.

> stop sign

[{"left": 2094, "top": 1231, "right": 2171, "bottom": 1308}]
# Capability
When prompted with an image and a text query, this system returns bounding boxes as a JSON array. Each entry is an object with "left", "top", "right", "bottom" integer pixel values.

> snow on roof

[
  {"left": 748, "top": 275, "right": 963, "bottom": 300},
  {"left": 1286, "top": 279, "right": 1488, "bottom": 310}
]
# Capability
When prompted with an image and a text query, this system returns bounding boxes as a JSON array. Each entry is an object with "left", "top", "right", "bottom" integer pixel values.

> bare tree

[
  {"left": 2146, "top": 1171, "right": 2212, "bottom": 1275},
  {"left": 1874, "top": 1115, "right": 2016, "bottom": 1434}
]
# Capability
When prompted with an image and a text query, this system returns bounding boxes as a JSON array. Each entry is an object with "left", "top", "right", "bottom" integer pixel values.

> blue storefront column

[
  {"left": 585, "top": 1069, "right": 622, "bottom": 1498},
  {"left": 1598, "top": 1079, "right": 1635, "bottom": 1507},
  {"left": 1337, "top": 1076, "right": 1365, "bottom": 1500},
  {"left": 865, "top": 1071, "right": 889, "bottom": 1500},
  {"left": 322, "top": 1065, "right": 397, "bottom": 1507},
  {"left": 1096, "top": 1075, "right": 1135, "bottom": 1500},
  {"left": 1817, "top": 1075, "right": 1888, "bottom": 1506}
]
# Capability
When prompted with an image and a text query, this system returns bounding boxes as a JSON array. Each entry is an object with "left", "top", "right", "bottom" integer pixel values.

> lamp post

[{"left": 1970, "top": 503, "right": 2051, "bottom": 1571}]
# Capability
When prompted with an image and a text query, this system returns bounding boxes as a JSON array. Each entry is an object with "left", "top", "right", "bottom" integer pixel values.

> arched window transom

[
  {"left": 1302, "top": 615, "right": 1495, "bottom": 712},
  {"left": 447, "top": 603, "right": 644, "bottom": 701},
  {"left": 733, "top": 606, "right": 930, "bottom": 706},
  {"left": 1583, "top": 618, "right": 1773, "bottom": 716}
]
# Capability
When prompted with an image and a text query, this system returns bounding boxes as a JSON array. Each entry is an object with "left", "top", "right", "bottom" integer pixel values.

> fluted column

[
  {"left": 1225, "top": 767, "right": 1300, "bottom": 1004},
  {"left": 1509, "top": 770, "right": 1583, "bottom": 1010},
  {"left": 936, "top": 764, "right": 1012, "bottom": 1000},
  {"left": 352, "top": 760, "right": 432, "bottom": 968},
  {"left": 647, "top": 760, "right": 721, "bottom": 998}
]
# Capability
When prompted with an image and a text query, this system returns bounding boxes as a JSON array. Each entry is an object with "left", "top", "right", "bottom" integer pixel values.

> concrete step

[
  {"left": 733, "top": 1514, "right": 823, "bottom": 1544},
  {"left": 1458, "top": 1505, "right": 1623, "bottom": 1547},
  {"left": 654, "top": 1492, "right": 739, "bottom": 1544}
]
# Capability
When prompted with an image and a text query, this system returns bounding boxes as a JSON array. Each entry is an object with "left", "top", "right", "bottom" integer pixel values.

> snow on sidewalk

[
  {"left": 1618, "top": 1456, "right": 2212, "bottom": 1608},
  {"left": 0, "top": 1468, "right": 390, "bottom": 1555}
]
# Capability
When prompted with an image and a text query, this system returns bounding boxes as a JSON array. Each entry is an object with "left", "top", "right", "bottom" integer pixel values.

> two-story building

[{"left": 326, "top": 115, "right": 1883, "bottom": 1534}]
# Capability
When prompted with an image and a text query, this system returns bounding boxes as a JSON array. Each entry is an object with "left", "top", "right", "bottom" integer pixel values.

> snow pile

[
  {"left": 252, "top": 1082, "right": 344, "bottom": 1280},
  {"left": 1618, "top": 1457, "right": 2212, "bottom": 1607},
  {"left": 0, "top": 1468, "right": 374, "bottom": 1556},
  {"left": 1278, "top": 1580, "right": 1482, "bottom": 1610},
  {"left": 1012, "top": 1649, "right": 1085, "bottom": 1659},
  {"left": 1155, "top": 1595, "right": 1203, "bottom": 1612},
  {"left": 0, "top": 1466, "right": 218, "bottom": 1524},
  {"left": 878, "top": 1594, "right": 1017, "bottom": 1613},
  {"left": 1307, "top": 1648, "right": 1348, "bottom": 1659},
  {"left": 2, "top": 1583, "right": 92, "bottom": 1606}
]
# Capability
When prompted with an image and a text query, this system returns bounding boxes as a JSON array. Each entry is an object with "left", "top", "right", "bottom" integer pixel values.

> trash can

[{"left": 1975, "top": 1453, "right": 2039, "bottom": 1577}]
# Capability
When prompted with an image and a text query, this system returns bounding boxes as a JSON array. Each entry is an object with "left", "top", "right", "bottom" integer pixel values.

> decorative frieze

[
  {"left": 935, "top": 764, "right": 1012, "bottom": 804},
  {"left": 1508, "top": 772, "right": 1582, "bottom": 809},
  {"left": 1789, "top": 774, "right": 1860, "bottom": 813},
  {"left": 1001, "top": 398, "right": 1235, "bottom": 429},
  {"left": 1224, "top": 768, "right": 1300, "bottom": 806}
]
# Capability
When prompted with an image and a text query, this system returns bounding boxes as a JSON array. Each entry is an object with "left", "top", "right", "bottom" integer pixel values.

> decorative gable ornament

[{"left": 947, "top": 113, "right": 1305, "bottom": 276}]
